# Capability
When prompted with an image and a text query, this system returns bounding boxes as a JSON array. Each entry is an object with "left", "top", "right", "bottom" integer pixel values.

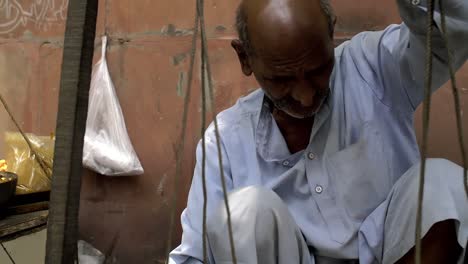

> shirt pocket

[{"left": 325, "top": 122, "right": 392, "bottom": 233}]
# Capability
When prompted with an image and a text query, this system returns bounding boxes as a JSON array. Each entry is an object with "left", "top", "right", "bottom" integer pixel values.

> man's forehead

[{"left": 258, "top": 47, "right": 333, "bottom": 78}]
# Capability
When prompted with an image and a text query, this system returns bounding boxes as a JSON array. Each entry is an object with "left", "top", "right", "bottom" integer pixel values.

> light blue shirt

[{"left": 170, "top": 0, "right": 468, "bottom": 263}]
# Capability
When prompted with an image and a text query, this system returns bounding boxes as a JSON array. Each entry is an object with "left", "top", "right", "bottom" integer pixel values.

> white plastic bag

[
  {"left": 83, "top": 36, "right": 144, "bottom": 176},
  {"left": 78, "top": 240, "right": 105, "bottom": 264}
]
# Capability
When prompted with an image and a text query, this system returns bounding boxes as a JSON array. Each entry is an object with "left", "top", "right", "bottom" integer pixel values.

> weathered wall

[{"left": 0, "top": 0, "right": 467, "bottom": 263}]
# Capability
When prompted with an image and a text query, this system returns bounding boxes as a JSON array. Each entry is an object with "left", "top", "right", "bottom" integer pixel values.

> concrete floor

[{"left": 0, "top": 229, "right": 46, "bottom": 264}]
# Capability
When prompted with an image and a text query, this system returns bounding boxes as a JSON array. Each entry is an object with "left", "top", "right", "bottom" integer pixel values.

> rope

[
  {"left": 165, "top": 1, "right": 237, "bottom": 263},
  {"left": 0, "top": 93, "right": 50, "bottom": 179},
  {"left": 199, "top": 0, "right": 209, "bottom": 261},
  {"left": 201, "top": 44, "right": 209, "bottom": 264},
  {"left": 197, "top": 0, "right": 238, "bottom": 262},
  {"left": 415, "top": 0, "right": 435, "bottom": 263},
  {"left": 438, "top": 0, "right": 468, "bottom": 197},
  {"left": 104, "top": 0, "right": 109, "bottom": 36},
  {"left": 416, "top": 0, "right": 468, "bottom": 262},
  {"left": 164, "top": 9, "right": 199, "bottom": 264}
]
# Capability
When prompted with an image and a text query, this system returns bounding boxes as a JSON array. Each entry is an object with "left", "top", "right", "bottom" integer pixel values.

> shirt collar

[{"left": 255, "top": 92, "right": 332, "bottom": 162}]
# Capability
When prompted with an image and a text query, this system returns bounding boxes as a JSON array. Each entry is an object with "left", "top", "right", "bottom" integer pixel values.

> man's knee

[
  {"left": 386, "top": 158, "right": 465, "bottom": 224},
  {"left": 206, "top": 186, "right": 289, "bottom": 254},
  {"left": 206, "top": 187, "right": 310, "bottom": 263},
  {"left": 208, "top": 186, "right": 285, "bottom": 226},
  {"left": 229, "top": 186, "right": 284, "bottom": 210},
  {"left": 424, "top": 158, "right": 463, "bottom": 181},
  {"left": 403, "top": 158, "right": 463, "bottom": 192},
  {"left": 380, "top": 160, "right": 466, "bottom": 263}
]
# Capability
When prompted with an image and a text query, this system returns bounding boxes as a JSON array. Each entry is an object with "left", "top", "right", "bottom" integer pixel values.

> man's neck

[{"left": 271, "top": 107, "right": 314, "bottom": 154}]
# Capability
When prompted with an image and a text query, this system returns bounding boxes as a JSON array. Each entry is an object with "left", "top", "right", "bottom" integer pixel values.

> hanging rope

[
  {"left": 415, "top": 0, "right": 435, "bottom": 263},
  {"left": 197, "top": 0, "right": 238, "bottom": 262},
  {"left": 165, "top": 0, "right": 237, "bottom": 263},
  {"left": 164, "top": 8, "right": 199, "bottom": 264},
  {"left": 438, "top": 0, "right": 468, "bottom": 197},
  {"left": 415, "top": 0, "right": 468, "bottom": 263},
  {"left": 199, "top": 0, "right": 209, "bottom": 262},
  {"left": 201, "top": 38, "right": 209, "bottom": 264}
]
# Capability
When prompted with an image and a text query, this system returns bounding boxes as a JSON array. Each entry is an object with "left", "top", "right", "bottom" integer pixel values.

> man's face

[
  {"left": 249, "top": 36, "right": 334, "bottom": 119},
  {"left": 233, "top": 0, "right": 335, "bottom": 119}
]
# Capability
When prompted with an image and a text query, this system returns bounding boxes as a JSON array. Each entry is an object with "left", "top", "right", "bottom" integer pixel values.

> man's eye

[
  {"left": 308, "top": 59, "right": 333, "bottom": 76},
  {"left": 265, "top": 76, "right": 294, "bottom": 83}
]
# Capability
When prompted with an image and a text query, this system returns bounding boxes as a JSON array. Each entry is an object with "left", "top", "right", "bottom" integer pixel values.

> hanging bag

[{"left": 83, "top": 36, "right": 144, "bottom": 176}]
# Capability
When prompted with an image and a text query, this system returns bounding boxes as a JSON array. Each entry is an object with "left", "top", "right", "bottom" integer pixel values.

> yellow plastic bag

[{"left": 4, "top": 132, "right": 55, "bottom": 194}]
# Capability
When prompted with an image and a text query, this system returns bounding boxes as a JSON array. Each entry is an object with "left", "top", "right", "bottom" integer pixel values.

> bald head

[{"left": 236, "top": 0, "right": 335, "bottom": 54}]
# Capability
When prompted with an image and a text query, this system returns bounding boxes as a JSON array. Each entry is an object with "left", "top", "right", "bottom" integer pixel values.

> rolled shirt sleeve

[{"left": 345, "top": 0, "right": 468, "bottom": 111}]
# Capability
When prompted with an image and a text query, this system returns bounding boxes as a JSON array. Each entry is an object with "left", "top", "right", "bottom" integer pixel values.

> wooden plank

[
  {"left": 45, "top": 0, "right": 99, "bottom": 263},
  {"left": 0, "top": 210, "right": 48, "bottom": 240},
  {"left": 0, "top": 225, "right": 47, "bottom": 244}
]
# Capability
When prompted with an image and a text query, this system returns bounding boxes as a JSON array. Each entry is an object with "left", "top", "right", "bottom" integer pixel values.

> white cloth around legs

[{"left": 208, "top": 159, "right": 467, "bottom": 264}]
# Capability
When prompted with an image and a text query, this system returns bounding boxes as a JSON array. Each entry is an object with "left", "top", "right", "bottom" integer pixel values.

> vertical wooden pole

[{"left": 45, "top": 0, "right": 98, "bottom": 263}]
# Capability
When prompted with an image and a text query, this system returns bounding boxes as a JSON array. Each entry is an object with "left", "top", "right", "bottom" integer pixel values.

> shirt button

[
  {"left": 282, "top": 160, "right": 290, "bottom": 166},
  {"left": 411, "top": 0, "right": 420, "bottom": 5},
  {"left": 307, "top": 152, "right": 316, "bottom": 160},
  {"left": 315, "top": 185, "right": 323, "bottom": 194}
]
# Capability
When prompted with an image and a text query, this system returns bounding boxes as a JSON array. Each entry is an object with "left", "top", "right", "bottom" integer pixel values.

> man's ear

[
  {"left": 231, "top": 39, "right": 253, "bottom": 76},
  {"left": 330, "top": 16, "right": 337, "bottom": 39}
]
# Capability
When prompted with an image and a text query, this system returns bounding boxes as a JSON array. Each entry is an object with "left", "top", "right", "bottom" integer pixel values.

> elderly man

[{"left": 170, "top": 0, "right": 468, "bottom": 263}]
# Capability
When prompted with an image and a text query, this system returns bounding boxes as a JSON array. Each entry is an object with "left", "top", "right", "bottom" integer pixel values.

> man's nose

[{"left": 291, "top": 79, "right": 315, "bottom": 107}]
